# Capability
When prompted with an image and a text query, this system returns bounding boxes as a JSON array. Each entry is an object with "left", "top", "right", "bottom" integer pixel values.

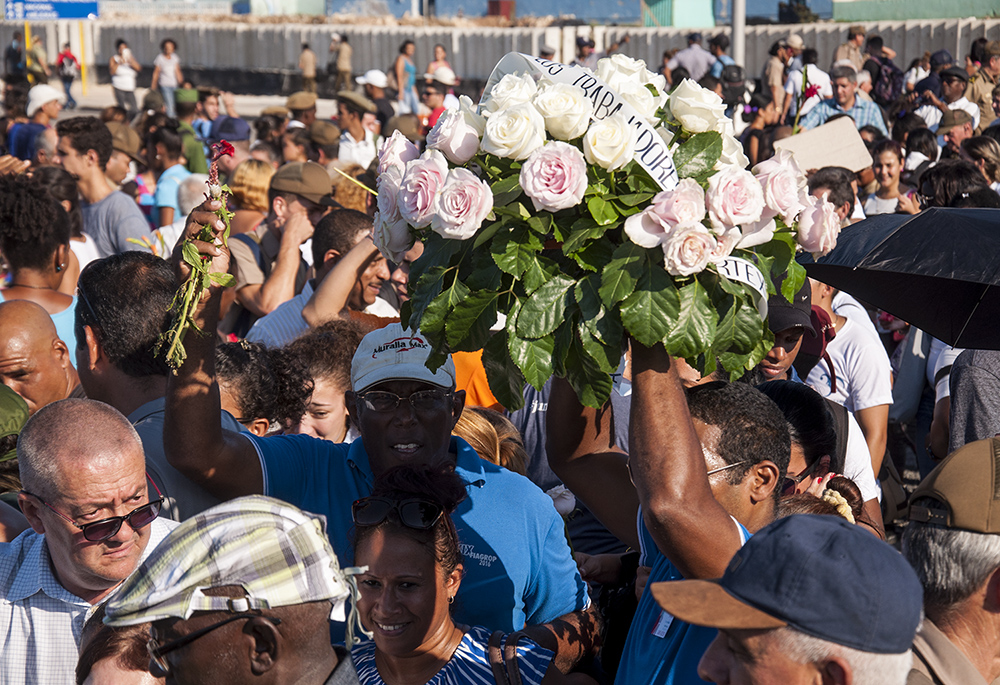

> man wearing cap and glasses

[
  {"left": 0, "top": 398, "right": 174, "bottom": 684},
  {"left": 105, "top": 496, "right": 362, "bottom": 685},
  {"left": 902, "top": 437, "right": 1000, "bottom": 684},
  {"left": 223, "top": 160, "right": 338, "bottom": 336},
  {"left": 915, "top": 66, "right": 979, "bottom": 135},
  {"left": 653, "top": 514, "right": 922, "bottom": 684}
]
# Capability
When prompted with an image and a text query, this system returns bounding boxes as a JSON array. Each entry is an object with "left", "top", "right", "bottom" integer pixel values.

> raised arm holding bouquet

[{"left": 372, "top": 53, "right": 842, "bottom": 409}]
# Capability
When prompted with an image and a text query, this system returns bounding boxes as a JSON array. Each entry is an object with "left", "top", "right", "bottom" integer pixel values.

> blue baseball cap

[{"left": 650, "top": 515, "right": 923, "bottom": 654}]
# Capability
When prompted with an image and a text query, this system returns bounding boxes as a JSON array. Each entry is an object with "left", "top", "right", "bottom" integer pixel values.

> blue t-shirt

[
  {"left": 250, "top": 434, "right": 587, "bottom": 636},
  {"left": 615, "top": 510, "right": 750, "bottom": 685},
  {"left": 153, "top": 163, "right": 192, "bottom": 217},
  {"left": 710, "top": 54, "right": 735, "bottom": 79},
  {"left": 8, "top": 122, "right": 46, "bottom": 161}
]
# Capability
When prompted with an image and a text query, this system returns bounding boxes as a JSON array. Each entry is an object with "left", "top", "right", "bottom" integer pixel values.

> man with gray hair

[
  {"left": 903, "top": 437, "right": 1000, "bottom": 684},
  {"left": 0, "top": 398, "right": 174, "bottom": 683},
  {"left": 105, "top": 495, "right": 362, "bottom": 684},
  {"left": 654, "top": 514, "right": 923, "bottom": 685},
  {"left": 800, "top": 65, "right": 888, "bottom": 135}
]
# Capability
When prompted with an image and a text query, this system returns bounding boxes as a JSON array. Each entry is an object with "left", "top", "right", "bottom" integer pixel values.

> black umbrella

[{"left": 804, "top": 208, "right": 1000, "bottom": 349}]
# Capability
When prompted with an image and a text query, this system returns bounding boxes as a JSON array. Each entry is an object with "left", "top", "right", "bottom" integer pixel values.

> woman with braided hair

[{"left": 0, "top": 173, "right": 78, "bottom": 352}]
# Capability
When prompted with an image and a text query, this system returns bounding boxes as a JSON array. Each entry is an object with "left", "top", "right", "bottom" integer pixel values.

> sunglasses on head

[{"left": 352, "top": 496, "right": 443, "bottom": 529}]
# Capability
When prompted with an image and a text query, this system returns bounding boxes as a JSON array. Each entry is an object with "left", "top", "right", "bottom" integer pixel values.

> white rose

[
  {"left": 596, "top": 53, "right": 650, "bottom": 91},
  {"left": 718, "top": 132, "right": 751, "bottom": 169},
  {"left": 668, "top": 79, "right": 728, "bottom": 134},
  {"left": 617, "top": 80, "right": 661, "bottom": 124},
  {"left": 710, "top": 227, "right": 741, "bottom": 264},
  {"left": 583, "top": 113, "right": 637, "bottom": 171},
  {"left": 427, "top": 107, "right": 481, "bottom": 164},
  {"left": 545, "top": 484, "right": 577, "bottom": 517},
  {"left": 596, "top": 54, "right": 667, "bottom": 123},
  {"left": 661, "top": 222, "right": 717, "bottom": 277},
  {"left": 480, "top": 101, "right": 546, "bottom": 160},
  {"left": 737, "top": 215, "right": 777, "bottom": 249},
  {"left": 458, "top": 94, "right": 486, "bottom": 136},
  {"left": 532, "top": 82, "right": 593, "bottom": 141},
  {"left": 482, "top": 72, "right": 538, "bottom": 113}
]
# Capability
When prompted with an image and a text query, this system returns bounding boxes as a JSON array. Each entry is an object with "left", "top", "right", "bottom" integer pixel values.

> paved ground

[{"left": 55, "top": 81, "right": 341, "bottom": 121}]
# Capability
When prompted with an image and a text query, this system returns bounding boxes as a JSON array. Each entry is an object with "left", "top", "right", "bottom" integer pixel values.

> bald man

[
  {"left": 0, "top": 300, "right": 84, "bottom": 414},
  {"left": 0, "top": 399, "right": 174, "bottom": 683}
]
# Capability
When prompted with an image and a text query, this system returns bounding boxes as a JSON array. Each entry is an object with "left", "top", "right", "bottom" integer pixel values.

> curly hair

[
  {"left": 354, "top": 465, "right": 467, "bottom": 577},
  {"left": 0, "top": 174, "right": 70, "bottom": 271},
  {"left": 284, "top": 318, "right": 368, "bottom": 393},
  {"left": 216, "top": 341, "right": 313, "bottom": 430},
  {"left": 30, "top": 166, "right": 84, "bottom": 240}
]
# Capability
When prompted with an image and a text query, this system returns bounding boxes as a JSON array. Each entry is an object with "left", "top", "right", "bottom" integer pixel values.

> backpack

[
  {"left": 870, "top": 55, "right": 904, "bottom": 108},
  {"left": 720, "top": 63, "right": 747, "bottom": 107},
  {"left": 58, "top": 57, "right": 77, "bottom": 80}
]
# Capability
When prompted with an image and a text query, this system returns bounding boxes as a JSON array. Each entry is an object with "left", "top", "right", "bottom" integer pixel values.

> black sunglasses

[
  {"left": 352, "top": 497, "right": 443, "bottom": 529},
  {"left": 21, "top": 474, "right": 164, "bottom": 543}
]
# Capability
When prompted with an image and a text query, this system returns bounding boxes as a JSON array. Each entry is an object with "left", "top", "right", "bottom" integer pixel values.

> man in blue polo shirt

[
  {"left": 162, "top": 202, "right": 591, "bottom": 662},
  {"left": 548, "top": 344, "right": 791, "bottom": 685}
]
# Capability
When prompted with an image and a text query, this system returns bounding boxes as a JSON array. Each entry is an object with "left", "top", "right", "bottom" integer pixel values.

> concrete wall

[{"left": 4, "top": 18, "right": 1000, "bottom": 95}]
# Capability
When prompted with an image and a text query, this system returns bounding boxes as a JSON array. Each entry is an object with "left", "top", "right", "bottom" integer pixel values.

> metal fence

[{"left": 4, "top": 17, "right": 1000, "bottom": 85}]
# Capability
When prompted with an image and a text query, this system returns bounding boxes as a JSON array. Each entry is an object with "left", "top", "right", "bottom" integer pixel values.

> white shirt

[
  {"left": 110, "top": 55, "right": 136, "bottom": 92},
  {"left": 843, "top": 409, "right": 881, "bottom": 502},
  {"left": 338, "top": 128, "right": 377, "bottom": 169},
  {"left": 0, "top": 517, "right": 175, "bottom": 685},
  {"left": 806, "top": 316, "right": 894, "bottom": 413},
  {"left": 783, "top": 64, "right": 833, "bottom": 117},
  {"left": 914, "top": 96, "right": 980, "bottom": 133}
]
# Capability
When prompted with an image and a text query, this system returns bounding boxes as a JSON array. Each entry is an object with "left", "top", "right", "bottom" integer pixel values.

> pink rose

[
  {"left": 397, "top": 150, "right": 449, "bottom": 228},
  {"left": 372, "top": 168, "right": 413, "bottom": 262},
  {"left": 624, "top": 178, "right": 706, "bottom": 248},
  {"left": 377, "top": 130, "right": 419, "bottom": 176},
  {"left": 519, "top": 141, "right": 588, "bottom": 213},
  {"left": 737, "top": 215, "right": 776, "bottom": 249},
  {"left": 662, "top": 222, "right": 717, "bottom": 277},
  {"left": 753, "top": 149, "right": 806, "bottom": 224},
  {"left": 431, "top": 167, "right": 493, "bottom": 240},
  {"left": 796, "top": 193, "right": 841, "bottom": 256},
  {"left": 709, "top": 227, "right": 741, "bottom": 264},
  {"left": 427, "top": 107, "right": 482, "bottom": 165},
  {"left": 706, "top": 166, "right": 765, "bottom": 230}
]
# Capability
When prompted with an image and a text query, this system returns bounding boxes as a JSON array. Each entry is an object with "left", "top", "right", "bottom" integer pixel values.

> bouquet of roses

[{"left": 372, "top": 52, "right": 841, "bottom": 409}]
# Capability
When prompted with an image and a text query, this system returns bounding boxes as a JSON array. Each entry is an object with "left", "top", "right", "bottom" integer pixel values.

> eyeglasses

[
  {"left": 782, "top": 460, "right": 821, "bottom": 495},
  {"left": 352, "top": 496, "right": 444, "bottom": 529},
  {"left": 421, "top": 90, "right": 440, "bottom": 98},
  {"left": 356, "top": 389, "right": 452, "bottom": 413},
  {"left": 21, "top": 474, "right": 163, "bottom": 542},
  {"left": 706, "top": 460, "right": 749, "bottom": 477},
  {"left": 147, "top": 613, "right": 282, "bottom": 675}
]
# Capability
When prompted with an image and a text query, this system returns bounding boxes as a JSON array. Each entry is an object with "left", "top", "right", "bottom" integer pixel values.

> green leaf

[
  {"left": 673, "top": 131, "right": 723, "bottom": 179},
  {"left": 588, "top": 196, "right": 618, "bottom": 226},
  {"left": 464, "top": 248, "right": 505, "bottom": 292},
  {"left": 551, "top": 315, "right": 575, "bottom": 378},
  {"left": 561, "top": 216, "right": 607, "bottom": 254},
  {"left": 781, "top": 260, "right": 808, "bottom": 303},
  {"left": 419, "top": 278, "right": 470, "bottom": 339},
  {"left": 664, "top": 279, "right": 716, "bottom": 359},
  {"left": 575, "top": 274, "right": 603, "bottom": 321},
  {"left": 570, "top": 237, "right": 615, "bottom": 273},
  {"left": 446, "top": 290, "right": 499, "bottom": 351},
  {"left": 578, "top": 322, "right": 620, "bottom": 374},
  {"left": 491, "top": 174, "right": 522, "bottom": 206},
  {"left": 491, "top": 226, "right": 544, "bottom": 277},
  {"left": 473, "top": 220, "right": 504, "bottom": 250},
  {"left": 713, "top": 299, "right": 763, "bottom": 356},
  {"left": 753, "top": 238, "right": 794, "bottom": 284},
  {"left": 615, "top": 192, "right": 655, "bottom": 206},
  {"left": 208, "top": 271, "right": 235, "bottom": 288},
  {"left": 620, "top": 261, "right": 680, "bottom": 346},
  {"left": 564, "top": 337, "right": 614, "bottom": 408},
  {"left": 181, "top": 241, "right": 203, "bottom": 270},
  {"left": 522, "top": 253, "right": 560, "bottom": 293},
  {"left": 509, "top": 332, "right": 556, "bottom": 390},
  {"left": 517, "top": 274, "right": 575, "bottom": 339},
  {"left": 599, "top": 242, "right": 645, "bottom": 308},
  {"left": 482, "top": 331, "right": 527, "bottom": 411},
  {"left": 404, "top": 265, "right": 447, "bottom": 330}
]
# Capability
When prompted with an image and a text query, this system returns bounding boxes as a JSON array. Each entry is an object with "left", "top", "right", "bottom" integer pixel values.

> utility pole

[{"left": 732, "top": 0, "right": 746, "bottom": 68}]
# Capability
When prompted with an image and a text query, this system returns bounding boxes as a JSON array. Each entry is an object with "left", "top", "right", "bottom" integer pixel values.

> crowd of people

[{"left": 0, "top": 23, "right": 999, "bottom": 685}]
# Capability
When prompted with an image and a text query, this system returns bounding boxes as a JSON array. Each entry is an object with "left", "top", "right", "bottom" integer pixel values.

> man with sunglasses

[{"left": 0, "top": 398, "right": 174, "bottom": 684}]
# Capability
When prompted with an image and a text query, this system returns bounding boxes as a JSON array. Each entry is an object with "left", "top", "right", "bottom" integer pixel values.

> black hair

[
  {"left": 919, "top": 159, "right": 989, "bottom": 207},
  {"left": 302, "top": 43, "right": 310, "bottom": 50},
  {"left": 859, "top": 124, "right": 887, "bottom": 146},
  {"left": 254, "top": 114, "right": 285, "bottom": 143},
  {"left": 30, "top": 166, "right": 84, "bottom": 240},
  {"left": 0, "top": 174, "right": 70, "bottom": 272},
  {"left": 312, "top": 209, "right": 372, "bottom": 267},
  {"left": 399, "top": 40, "right": 414, "bottom": 54},
  {"left": 670, "top": 67, "right": 690, "bottom": 84},
  {"left": 807, "top": 166, "right": 856, "bottom": 214},
  {"left": 354, "top": 465, "right": 467, "bottom": 578},
  {"left": 971, "top": 37, "right": 989, "bottom": 65},
  {"left": 981, "top": 125, "right": 1000, "bottom": 147},
  {"left": 250, "top": 139, "right": 282, "bottom": 165},
  {"left": 216, "top": 341, "right": 313, "bottom": 429},
  {"left": 176, "top": 100, "right": 198, "bottom": 119},
  {"left": 905, "top": 127, "right": 939, "bottom": 161},
  {"left": 709, "top": 34, "right": 729, "bottom": 51},
  {"left": 283, "top": 127, "right": 315, "bottom": 162},
  {"left": 865, "top": 35, "right": 884, "bottom": 54},
  {"left": 892, "top": 112, "right": 927, "bottom": 144},
  {"left": 802, "top": 48, "right": 818, "bottom": 66},
  {"left": 115, "top": 39, "right": 127, "bottom": 50},
  {"left": 160, "top": 38, "right": 175, "bottom": 51},
  {"left": 871, "top": 138, "right": 904, "bottom": 162},
  {"left": 950, "top": 187, "right": 1000, "bottom": 208},
  {"left": 56, "top": 116, "right": 113, "bottom": 169},
  {"left": 755, "top": 380, "right": 841, "bottom": 473},
  {"left": 698, "top": 75, "right": 721, "bottom": 92},
  {"left": 685, "top": 381, "right": 791, "bottom": 495},
  {"left": 149, "top": 119, "right": 184, "bottom": 159},
  {"left": 742, "top": 90, "right": 773, "bottom": 123},
  {"left": 74, "top": 251, "right": 176, "bottom": 377},
  {"left": 283, "top": 319, "right": 368, "bottom": 398},
  {"left": 768, "top": 40, "right": 785, "bottom": 57}
]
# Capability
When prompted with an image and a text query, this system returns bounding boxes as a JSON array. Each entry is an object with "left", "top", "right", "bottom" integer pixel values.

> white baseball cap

[
  {"left": 356, "top": 69, "right": 389, "bottom": 89},
  {"left": 26, "top": 84, "right": 65, "bottom": 117},
  {"left": 351, "top": 324, "right": 456, "bottom": 392},
  {"left": 424, "top": 66, "right": 458, "bottom": 86}
]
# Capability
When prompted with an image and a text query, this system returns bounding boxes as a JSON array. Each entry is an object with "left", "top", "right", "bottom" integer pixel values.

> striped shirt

[
  {"left": 352, "top": 625, "right": 552, "bottom": 685},
  {"left": 0, "top": 517, "right": 176, "bottom": 685}
]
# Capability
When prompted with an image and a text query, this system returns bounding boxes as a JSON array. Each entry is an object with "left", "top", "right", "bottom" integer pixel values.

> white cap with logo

[{"left": 351, "top": 323, "right": 456, "bottom": 392}]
